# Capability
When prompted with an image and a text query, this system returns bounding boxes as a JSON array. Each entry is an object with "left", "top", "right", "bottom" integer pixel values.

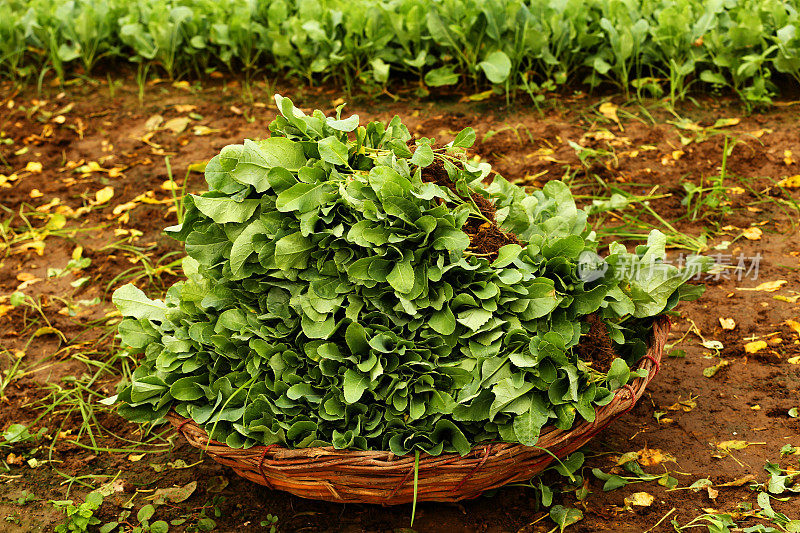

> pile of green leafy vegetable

[{"left": 113, "top": 95, "right": 705, "bottom": 456}]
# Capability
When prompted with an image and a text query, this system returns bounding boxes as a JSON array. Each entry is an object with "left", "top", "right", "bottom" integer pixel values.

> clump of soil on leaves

[
  {"left": 421, "top": 159, "right": 519, "bottom": 259},
  {"left": 576, "top": 313, "right": 617, "bottom": 373},
  {"left": 421, "top": 159, "right": 612, "bottom": 367}
]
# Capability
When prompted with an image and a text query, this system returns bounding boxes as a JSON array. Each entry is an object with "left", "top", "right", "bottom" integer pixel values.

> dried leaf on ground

[
  {"left": 92, "top": 186, "right": 114, "bottom": 205},
  {"left": 624, "top": 492, "right": 654, "bottom": 508},
  {"left": 719, "top": 317, "right": 736, "bottom": 330},
  {"left": 145, "top": 114, "right": 164, "bottom": 131},
  {"left": 193, "top": 125, "right": 221, "bottom": 136},
  {"left": 744, "top": 340, "right": 768, "bottom": 354},
  {"left": 777, "top": 175, "right": 800, "bottom": 188},
  {"left": 742, "top": 227, "right": 763, "bottom": 240},
  {"left": 151, "top": 481, "right": 197, "bottom": 505},
  {"left": 599, "top": 102, "right": 622, "bottom": 129},
  {"left": 717, "top": 474, "right": 757, "bottom": 487},
  {"left": 164, "top": 116, "right": 191, "bottom": 134},
  {"left": 703, "top": 359, "right": 730, "bottom": 377},
  {"left": 667, "top": 396, "right": 697, "bottom": 412},
  {"left": 736, "top": 280, "right": 787, "bottom": 292}
]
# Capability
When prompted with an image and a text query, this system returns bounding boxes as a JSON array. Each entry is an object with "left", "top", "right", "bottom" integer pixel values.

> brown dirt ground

[{"left": 1, "top": 77, "right": 799, "bottom": 533}]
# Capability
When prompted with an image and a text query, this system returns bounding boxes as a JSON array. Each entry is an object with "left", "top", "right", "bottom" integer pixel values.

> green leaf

[
  {"left": 457, "top": 308, "right": 493, "bottom": 331},
  {"left": 432, "top": 227, "right": 470, "bottom": 252},
  {"left": 274, "top": 232, "right": 314, "bottom": 270},
  {"left": 429, "top": 306, "right": 456, "bottom": 335},
  {"left": 513, "top": 403, "right": 549, "bottom": 446},
  {"left": 275, "top": 182, "right": 336, "bottom": 213},
  {"left": 191, "top": 196, "right": 260, "bottom": 224},
  {"left": 112, "top": 285, "right": 166, "bottom": 321},
  {"left": 343, "top": 369, "right": 369, "bottom": 403},
  {"left": 478, "top": 51, "right": 512, "bottom": 84},
  {"left": 549, "top": 506, "right": 583, "bottom": 532},
  {"left": 150, "top": 521, "right": 169, "bottom": 533},
  {"left": 229, "top": 219, "right": 265, "bottom": 278},
  {"left": 317, "top": 136, "right": 350, "bottom": 166},
  {"left": 326, "top": 115, "right": 359, "bottom": 132},
  {"left": 410, "top": 144, "right": 434, "bottom": 167},
  {"left": 606, "top": 358, "right": 630, "bottom": 390},
  {"left": 230, "top": 138, "right": 306, "bottom": 190},
  {"left": 452, "top": 128, "right": 476, "bottom": 149},
  {"left": 137, "top": 504, "right": 156, "bottom": 524},
  {"left": 386, "top": 255, "right": 415, "bottom": 294},
  {"left": 491, "top": 244, "right": 522, "bottom": 268},
  {"left": 424, "top": 65, "right": 459, "bottom": 87}
]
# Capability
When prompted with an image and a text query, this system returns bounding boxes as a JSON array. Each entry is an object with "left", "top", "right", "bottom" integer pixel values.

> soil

[
  {"left": 420, "top": 157, "right": 519, "bottom": 258},
  {"left": 576, "top": 314, "right": 617, "bottom": 374},
  {"left": 1, "top": 76, "right": 799, "bottom": 533}
]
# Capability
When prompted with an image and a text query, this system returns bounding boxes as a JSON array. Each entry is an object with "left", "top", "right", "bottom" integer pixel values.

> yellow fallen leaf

[
  {"left": 25, "top": 161, "right": 43, "bottom": 173},
  {"left": 0, "top": 304, "right": 14, "bottom": 317},
  {"left": 174, "top": 104, "right": 197, "bottom": 113},
  {"left": 193, "top": 125, "right": 220, "bottom": 136},
  {"left": 32, "top": 326, "right": 63, "bottom": 339},
  {"left": 163, "top": 116, "right": 191, "bottom": 134},
  {"left": 624, "top": 492, "right": 654, "bottom": 508},
  {"left": 161, "top": 180, "right": 180, "bottom": 191},
  {"left": 713, "top": 118, "right": 740, "bottom": 128},
  {"left": 112, "top": 201, "right": 139, "bottom": 216},
  {"left": 719, "top": 318, "right": 736, "bottom": 330},
  {"left": 703, "top": 359, "right": 730, "bottom": 378},
  {"left": 187, "top": 161, "right": 207, "bottom": 173},
  {"left": 727, "top": 186, "right": 746, "bottom": 195},
  {"left": 744, "top": 340, "right": 768, "bottom": 354},
  {"left": 16, "top": 272, "right": 37, "bottom": 282},
  {"left": 774, "top": 294, "right": 800, "bottom": 304},
  {"left": 742, "top": 227, "right": 762, "bottom": 240},
  {"left": 785, "top": 150, "right": 794, "bottom": 166},
  {"left": 751, "top": 404, "right": 761, "bottom": 410},
  {"left": 777, "top": 175, "right": 800, "bottom": 189},
  {"left": 16, "top": 241, "right": 45, "bottom": 255},
  {"left": 599, "top": 102, "right": 622, "bottom": 128},
  {"left": 716, "top": 440, "right": 752, "bottom": 451},
  {"left": 144, "top": 114, "right": 164, "bottom": 131},
  {"left": 172, "top": 81, "right": 191, "bottom": 91},
  {"left": 672, "top": 149, "right": 685, "bottom": 160},
  {"left": 616, "top": 451, "right": 639, "bottom": 466},
  {"left": 30, "top": 189, "right": 43, "bottom": 198},
  {"left": 94, "top": 186, "right": 114, "bottom": 205},
  {"left": 717, "top": 474, "right": 757, "bottom": 487},
  {"left": 638, "top": 447, "right": 673, "bottom": 466},
  {"left": 128, "top": 453, "right": 145, "bottom": 462},
  {"left": 786, "top": 319, "right": 800, "bottom": 336},
  {"left": 736, "top": 280, "right": 787, "bottom": 292},
  {"left": 667, "top": 395, "right": 698, "bottom": 412},
  {"left": 787, "top": 356, "right": 800, "bottom": 365}
]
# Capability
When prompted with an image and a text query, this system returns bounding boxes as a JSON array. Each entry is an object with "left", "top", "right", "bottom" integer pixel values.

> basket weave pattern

[{"left": 167, "top": 316, "right": 669, "bottom": 504}]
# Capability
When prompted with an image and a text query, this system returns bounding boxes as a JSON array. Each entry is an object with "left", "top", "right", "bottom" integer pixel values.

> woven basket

[{"left": 167, "top": 316, "right": 669, "bottom": 505}]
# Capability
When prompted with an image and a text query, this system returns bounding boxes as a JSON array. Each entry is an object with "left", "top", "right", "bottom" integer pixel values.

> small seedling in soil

[
  {"left": 260, "top": 514, "right": 279, "bottom": 532},
  {"left": 51, "top": 491, "right": 104, "bottom": 533}
]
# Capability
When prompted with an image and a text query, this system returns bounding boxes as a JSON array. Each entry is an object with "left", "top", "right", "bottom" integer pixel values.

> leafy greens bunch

[{"left": 113, "top": 95, "right": 705, "bottom": 456}]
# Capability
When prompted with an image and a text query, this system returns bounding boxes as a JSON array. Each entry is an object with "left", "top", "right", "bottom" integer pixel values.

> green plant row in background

[{"left": 2, "top": 0, "right": 800, "bottom": 105}]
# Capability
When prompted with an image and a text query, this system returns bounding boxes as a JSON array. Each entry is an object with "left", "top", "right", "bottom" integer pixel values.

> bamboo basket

[{"left": 167, "top": 316, "right": 669, "bottom": 505}]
